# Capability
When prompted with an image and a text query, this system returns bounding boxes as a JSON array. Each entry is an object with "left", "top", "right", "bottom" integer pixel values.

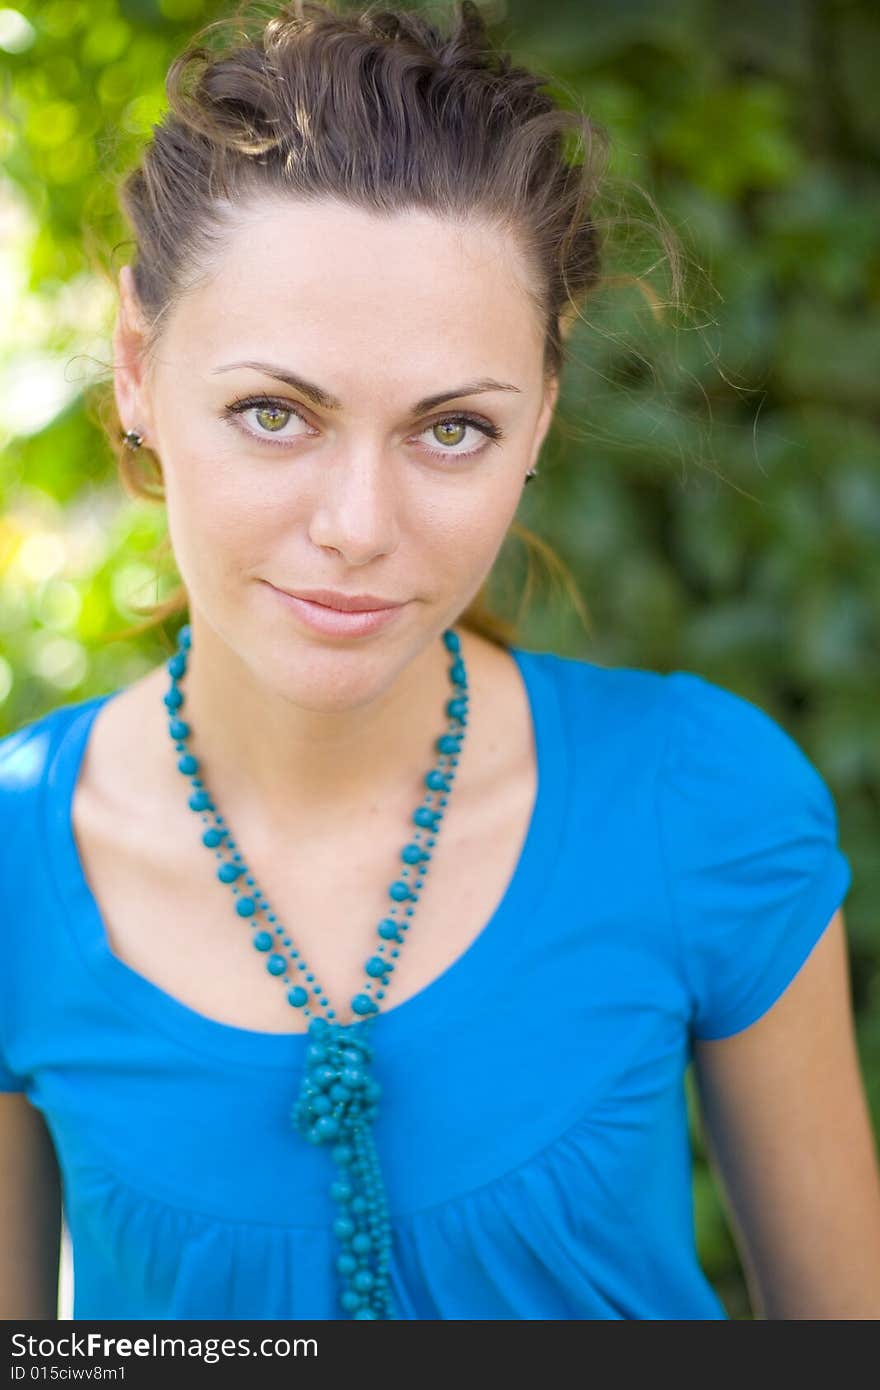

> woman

[{"left": 1, "top": 0, "right": 879, "bottom": 1321}]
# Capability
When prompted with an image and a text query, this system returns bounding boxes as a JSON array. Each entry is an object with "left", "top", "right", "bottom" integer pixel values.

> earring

[
  {"left": 121, "top": 428, "right": 144, "bottom": 450},
  {"left": 524, "top": 467, "right": 538, "bottom": 484}
]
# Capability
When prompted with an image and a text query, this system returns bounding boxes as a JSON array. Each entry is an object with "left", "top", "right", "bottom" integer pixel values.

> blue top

[{"left": 0, "top": 647, "right": 851, "bottom": 1320}]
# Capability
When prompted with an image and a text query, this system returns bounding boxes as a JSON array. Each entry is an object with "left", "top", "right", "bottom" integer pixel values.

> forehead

[{"left": 161, "top": 198, "right": 544, "bottom": 383}]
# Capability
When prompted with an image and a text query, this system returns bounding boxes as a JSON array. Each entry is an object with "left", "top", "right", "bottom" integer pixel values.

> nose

[{"left": 306, "top": 449, "right": 401, "bottom": 565}]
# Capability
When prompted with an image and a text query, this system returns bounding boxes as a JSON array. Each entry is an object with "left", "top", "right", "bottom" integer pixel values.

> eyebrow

[{"left": 210, "top": 360, "right": 522, "bottom": 415}]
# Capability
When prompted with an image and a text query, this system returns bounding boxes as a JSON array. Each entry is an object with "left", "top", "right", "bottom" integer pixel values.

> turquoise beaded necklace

[{"left": 163, "top": 621, "right": 469, "bottom": 1319}]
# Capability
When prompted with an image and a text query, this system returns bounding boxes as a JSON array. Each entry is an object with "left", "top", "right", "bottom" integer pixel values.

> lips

[
  {"left": 263, "top": 582, "right": 409, "bottom": 637},
  {"left": 273, "top": 586, "right": 403, "bottom": 613}
]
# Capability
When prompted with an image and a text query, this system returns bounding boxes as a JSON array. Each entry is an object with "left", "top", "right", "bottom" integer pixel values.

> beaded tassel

[
  {"left": 164, "top": 623, "right": 469, "bottom": 1318},
  {"left": 292, "top": 1015, "right": 395, "bottom": 1316}
]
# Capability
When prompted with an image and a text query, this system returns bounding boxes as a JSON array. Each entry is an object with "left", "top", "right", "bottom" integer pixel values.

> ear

[
  {"left": 527, "top": 373, "right": 561, "bottom": 472},
  {"left": 113, "top": 265, "right": 157, "bottom": 446},
  {"left": 522, "top": 304, "right": 577, "bottom": 468}
]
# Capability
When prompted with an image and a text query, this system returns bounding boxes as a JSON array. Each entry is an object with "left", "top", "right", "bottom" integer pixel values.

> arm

[
  {"left": 0, "top": 1092, "right": 62, "bottom": 1319},
  {"left": 692, "top": 907, "right": 880, "bottom": 1319}
]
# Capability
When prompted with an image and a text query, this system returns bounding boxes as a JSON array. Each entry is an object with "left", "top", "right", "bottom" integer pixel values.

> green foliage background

[{"left": 1, "top": 0, "right": 878, "bottom": 1319}]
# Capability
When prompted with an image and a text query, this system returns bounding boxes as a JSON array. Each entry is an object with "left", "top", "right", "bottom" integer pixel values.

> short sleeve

[
  {"left": 0, "top": 1056, "right": 27, "bottom": 1093},
  {"left": 657, "top": 671, "right": 852, "bottom": 1041}
]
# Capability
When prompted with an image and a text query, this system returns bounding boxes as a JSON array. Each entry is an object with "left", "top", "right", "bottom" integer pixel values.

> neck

[{"left": 166, "top": 611, "right": 462, "bottom": 840}]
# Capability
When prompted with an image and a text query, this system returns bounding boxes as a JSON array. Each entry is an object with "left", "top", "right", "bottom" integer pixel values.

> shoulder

[
  {"left": 662, "top": 668, "right": 823, "bottom": 771},
  {"left": 536, "top": 652, "right": 820, "bottom": 766},
  {"left": 516, "top": 647, "right": 671, "bottom": 752},
  {"left": 657, "top": 668, "right": 841, "bottom": 837},
  {"left": 653, "top": 665, "right": 845, "bottom": 885},
  {"left": 517, "top": 649, "right": 832, "bottom": 799},
  {"left": 0, "top": 694, "right": 113, "bottom": 822},
  {"left": 0, "top": 703, "right": 67, "bottom": 788},
  {"left": 525, "top": 647, "right": 668, "bottom": 705}
]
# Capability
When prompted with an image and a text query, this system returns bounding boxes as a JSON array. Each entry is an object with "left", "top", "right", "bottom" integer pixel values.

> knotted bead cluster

[
  {"left": 163, "top": 622, "right": 469, "bottom": 1318},
  {"left": 293, "top": 1016, "right": 380, "bottom": 1143}
]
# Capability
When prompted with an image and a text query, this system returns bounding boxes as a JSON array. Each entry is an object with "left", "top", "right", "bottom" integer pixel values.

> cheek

[
  {"left": 161, "top": 449, "right": 270, "bottom": 590},
  {"left": 411, "top": 477, "right": 519, "bottom": 583}
]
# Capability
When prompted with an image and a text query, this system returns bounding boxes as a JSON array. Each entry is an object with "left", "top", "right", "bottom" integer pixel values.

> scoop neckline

[{"left": 43, "top": 643, "right": 568, "bottom": 1069}]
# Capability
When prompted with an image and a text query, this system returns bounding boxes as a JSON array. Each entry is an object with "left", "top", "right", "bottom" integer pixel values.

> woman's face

[{"left": 115, "top": 197, "right": 559, "bottom": 703}]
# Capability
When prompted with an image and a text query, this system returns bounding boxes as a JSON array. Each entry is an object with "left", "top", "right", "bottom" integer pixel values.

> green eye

[
  {"left": 224, "top": 396, "right": 306, "bottom": 443},
  {"left": 419, "top": 415, "right": 504, "bottom": 460},
  {"left": 254, "top": 405, "right": 290, "bottom": 433},
  {"left": 431, "top": 420, "right": 467, "bottom": 448}
]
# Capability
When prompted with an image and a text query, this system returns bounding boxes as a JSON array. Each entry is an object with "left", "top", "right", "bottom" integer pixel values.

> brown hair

[{"left": 93, "top": 0, "right": 685, "bottom": 649}]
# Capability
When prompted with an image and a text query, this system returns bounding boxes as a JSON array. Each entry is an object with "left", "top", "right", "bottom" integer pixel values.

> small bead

[
  {"left": 202, "top": 828, "right": 224, "bottom": 848},
  {"left": 253, "top": 931, "right": 273, "bottom": 951},
  {"left": 425, "top": 770, "right": 450, "bottom": 792},
  {"left": 351, "top": 994, "right": 378, "bottom": 1017},
  {"left": 267, "top": 954, "right": 286, "bottom": 976},
  {"left": 169, "top": 718, "right": 189, "bottom": 739},
  {"left": 333, "top": 1216, "right": 356, "bottom": 1241},
  {"left": 388, "top": 881, "right": 412, "bottom": 902},
  {"left": 167, "top": 653, "right": 187, "bottom": 679},
  {"left": 235, "top": 897, "right": 256, "bottom": 917},
  {"left": 353, "top": 1307, "right": 377, "bottom": 1319},
  {"left": 352, "top": 1269, "right": 375, "bottom": 1292},
  {"left": 287, "top": 986, "right": 308, "bottom": 1007},
  {"left": 178, "top": 624, "right": 192, "bottom": 649},
  {"left": 378, "top": 919, "right": 402, "bottom": 941},
  {"left": 163, "top": 689, "right": 183, "bottom": 710},
  {"left": 442, "top": 629, "right": 460, "bottom": 653},
  {"left": 188, "top": 790, "right": 211, "bottom": 812},
  {"left": 217, "top": 862, "right": 242, "bottom": 883},
  {"left": 366, "top": 956, "right": 391, "bottom": 978}
]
